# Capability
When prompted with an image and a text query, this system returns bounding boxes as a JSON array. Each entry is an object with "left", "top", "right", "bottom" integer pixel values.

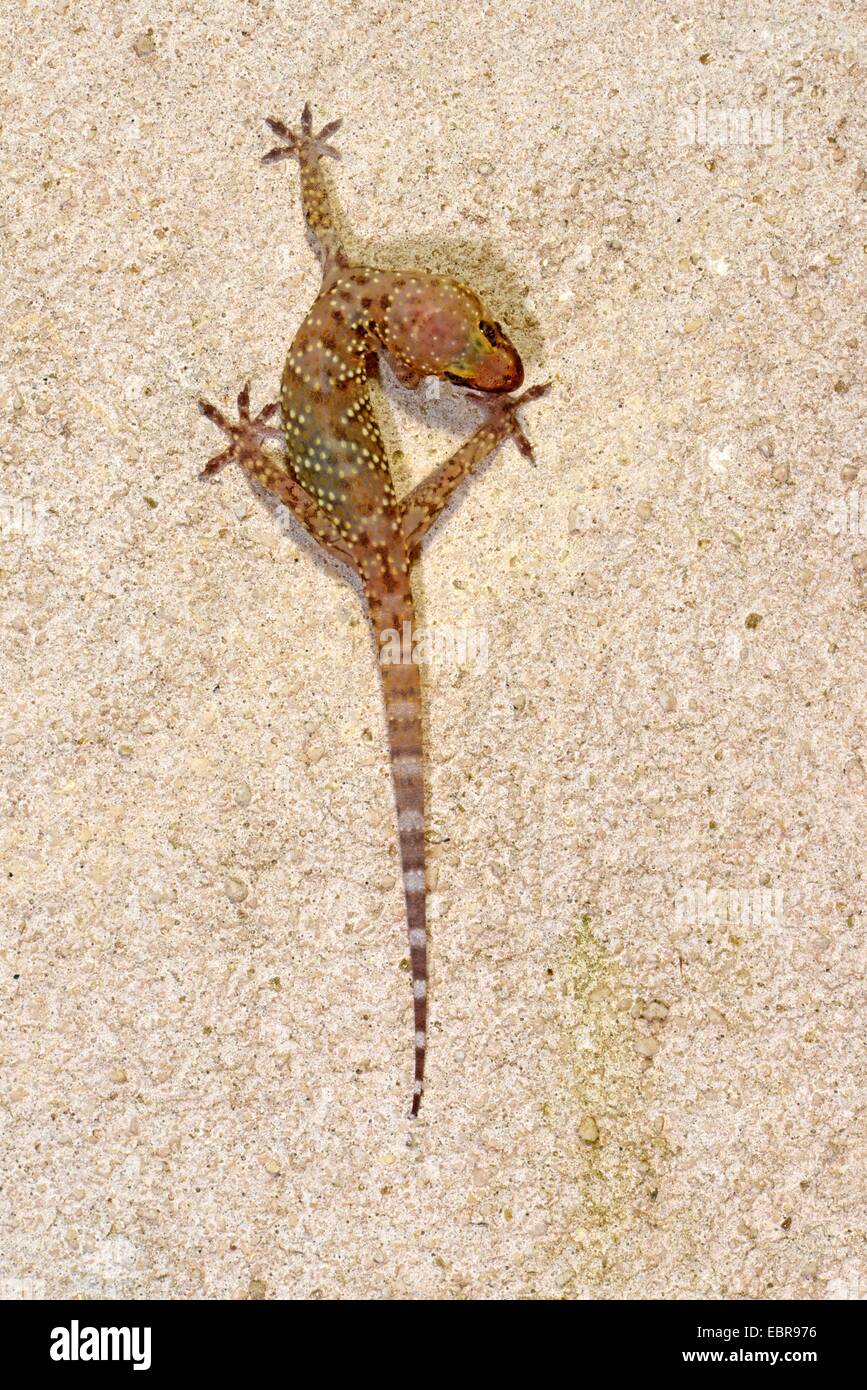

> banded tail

[{"left": 368, "top": 589, "right": 428, "bottom": 1115}]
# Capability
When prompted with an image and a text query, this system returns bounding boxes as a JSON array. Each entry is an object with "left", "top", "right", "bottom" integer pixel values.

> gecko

[{"left": 198, "top": 102, "right": 549, "bottom": 1115}]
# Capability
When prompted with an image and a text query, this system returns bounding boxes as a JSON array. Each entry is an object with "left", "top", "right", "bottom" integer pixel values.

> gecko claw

[
  {"left": 479, "top": 380, "right": 552, "bottom": 464},
  {"left": 262, "top": 104, "right": 342, "bottom": 165},
  {"left": 197, "top": 389, "right": 280, "bottom": 478},
  {"left": 197, "top": 398, "right": 228, "bottom": 431},
  {"left": 265, "top": 117, "right": 295, "bottom": 144},
  {"left": 200, "top": 447, "right": 232, "bottom": 476},
  {"left": 262, "top": 117, "right": 298, "bottom": 163},
  {"left": 317, "top": 118, "right": 343, "bottom": 142}
]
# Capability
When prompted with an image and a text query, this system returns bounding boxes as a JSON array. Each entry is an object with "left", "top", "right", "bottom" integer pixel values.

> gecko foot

[
  {"left": 261, "top": 101, "right": 342, "bottom": 164},
  {"left": 479, "top": 381, "right": 552, "bottom": 463},
  {"left": 197, "top": 383, "right": 280, "bottom": 477}
]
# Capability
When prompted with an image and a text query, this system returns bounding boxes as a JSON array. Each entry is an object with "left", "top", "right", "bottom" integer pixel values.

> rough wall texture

[{"left": 1, "top": 1, "right": 864, "bottom": 1299}]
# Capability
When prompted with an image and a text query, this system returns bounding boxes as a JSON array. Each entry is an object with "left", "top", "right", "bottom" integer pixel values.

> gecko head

[
  {"left": 443, "top": 314, "right": 524, "bottom": 393},
  {"left": 384, "top": 278, "right": 524, "bottom": 394}
]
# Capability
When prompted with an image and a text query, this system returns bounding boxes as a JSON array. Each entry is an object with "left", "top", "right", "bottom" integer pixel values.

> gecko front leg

[
  {"left": 198, "top": 383, "right": 357, "bottom": 568},
  {"left": 400, "top": 383, "right": 551, "bottom": 557},
  {"left": 262, "top": 102, "right": 347, "bottom": 287}
]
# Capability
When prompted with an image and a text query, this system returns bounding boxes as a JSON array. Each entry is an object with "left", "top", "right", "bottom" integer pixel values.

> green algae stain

[{"left": 533, "top": 911, "right": 671, "bottom": 1297}]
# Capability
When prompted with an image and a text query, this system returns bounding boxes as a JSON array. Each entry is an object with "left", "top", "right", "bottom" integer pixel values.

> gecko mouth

[{"left": 445, "top": 371, "right": 504, "bottom": 393}]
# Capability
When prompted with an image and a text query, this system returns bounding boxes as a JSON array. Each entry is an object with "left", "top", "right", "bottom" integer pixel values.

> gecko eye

[{"left": 479, "top": 321, "right": 498, "bottom": 347}]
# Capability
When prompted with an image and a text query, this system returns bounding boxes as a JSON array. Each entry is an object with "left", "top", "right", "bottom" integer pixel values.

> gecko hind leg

[
  {"left": 400, "top": 382, "right": 551, "bottom": 557},
  {"left": 197, "top": 384, "right": 358, "bottom": 569},
  {"left": 262, "top": 101, "right": 347, "bottom": 282}
]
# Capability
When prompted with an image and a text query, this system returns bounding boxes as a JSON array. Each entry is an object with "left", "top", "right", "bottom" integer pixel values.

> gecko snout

[
  {"left": 467, "top": 346, "right": 524, "bottom": 393},
  {"left": 448, "top": 319, "right": 524, "bottom": 394}
]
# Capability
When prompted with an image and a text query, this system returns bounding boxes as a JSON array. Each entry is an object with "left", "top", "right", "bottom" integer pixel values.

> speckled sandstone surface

[{"left": 1, "top": 2, "right": 864, "bottom": 1299}]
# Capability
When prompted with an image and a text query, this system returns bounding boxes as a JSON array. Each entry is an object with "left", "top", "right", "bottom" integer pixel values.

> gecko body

[{"left": 199, "top": 104, "right": 548, "bottom": 1115}]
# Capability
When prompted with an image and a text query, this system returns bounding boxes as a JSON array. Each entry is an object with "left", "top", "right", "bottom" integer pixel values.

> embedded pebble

[
  {"left": 133, "top": 30, "right": 156, "bottom": 58},
  {"left": 578, "top": 1114, "right": 600, "bottom": 1144},
  {"left": 224, "top": 877, "right": 248, "bottom": 903},
  {"left": 635, "top": 1037, "right": 660, "bottom": 1059},
  {"left": 640, "top": 1000, "right": 669, "bottom": 1021}
]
